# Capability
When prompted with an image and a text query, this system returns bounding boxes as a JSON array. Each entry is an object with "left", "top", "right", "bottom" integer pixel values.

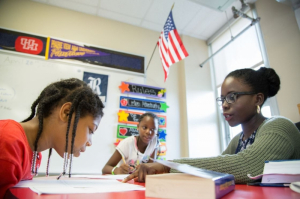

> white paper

[
  {"left": 263, "top": 161, "right": 300, "bottom": 174},
  {"left": 72, "top": 174, "right": 129, "bottom": 180},
  {"left": 247, "top": 173, "right": 300, "bottom": 182},
  {"left": 14, "top": 176, "right": 145, "bottom": 194}
]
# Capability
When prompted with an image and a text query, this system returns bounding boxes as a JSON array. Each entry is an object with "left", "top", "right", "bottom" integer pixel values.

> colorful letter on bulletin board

[
  {"left": 158, "top": 129, "right": 167, "bottom": 142},
  {"left": 117, "top": 125, "right": 167, "bottom": 140},
  {"left": 157, "top": 142, "right": 167, "bottom": 156},
  {"left": 114, "top": 139, "right": 123, "bottom": 146},
  {"left": 83, "top": 72, "right": 108, "bottom": 105},
  {"left": 118, "top": 110, "right": 167, "bottom": 128},
  {"left": 119, "top": 96, "right": 169, "bottom": 113},
  {"left": 117, "top": 125, "right": 139, "bottom": 139},
  {"left": 119, "top": 81, "right": 166, "bottom": 99}
]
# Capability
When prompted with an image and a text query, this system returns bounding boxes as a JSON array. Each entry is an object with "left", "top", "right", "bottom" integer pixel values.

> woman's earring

[{"left": 257, "top": 105, "right": 261, "bottom": 114}]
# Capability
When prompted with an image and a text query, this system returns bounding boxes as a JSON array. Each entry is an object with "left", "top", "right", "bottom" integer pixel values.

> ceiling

[{"left": 30, "top": 0, "right": 245, "bottom": 40}]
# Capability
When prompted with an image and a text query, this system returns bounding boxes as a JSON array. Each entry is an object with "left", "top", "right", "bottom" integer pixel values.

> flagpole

[
  {"left": 146, "top": 44, "right": 157, "bottom": 71},
  {"left": 146, "top": 3, "right": 175, "bottom": 71}
]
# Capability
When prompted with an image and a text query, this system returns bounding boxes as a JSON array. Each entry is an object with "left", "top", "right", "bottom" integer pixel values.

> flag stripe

[
  {"left": 159, "top": 38, "right": 170, "bottom": 70},
  {"left": 173, "top": 29, "right": 189, "bottom": 57},
  {"left": 168, "top": 32, "right": 180, "bottom": 62},
  {"left": 170, "top": 31, "right": 185, "bottom": 60},
  {"left": 161, "top": 33, "right": 173, "bottom": 66}
]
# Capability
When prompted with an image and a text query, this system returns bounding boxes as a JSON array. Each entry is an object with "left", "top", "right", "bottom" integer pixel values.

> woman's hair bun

[{"left": 257, "top": 67, "right": 280, "bottom": 97}]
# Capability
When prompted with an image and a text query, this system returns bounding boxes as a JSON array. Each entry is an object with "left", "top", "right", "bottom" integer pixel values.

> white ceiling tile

[
  {"left": 182, "top": 9, "right": 219, "bottom": 35},
  {"left": 30, "top": 0, "right": 245, "bottom": 41},
  {"left": 182, "top": 7, "right": 214, "bottom": 33},
  {"left": 69, "top": 0, "right": 100, "bottom": 7},
  {"left": 97, "top": 8, "right": 142, "bottom": 26},
  {"left": 186, "top": 32, "right": 208, "bottom": 40},
  {"left": 140, "top": 20, "right": 163, "bottom": 32},
  {"left": 171, "top": 0, "right": 203, "bottom": 31},
  {"left": 187, "top": 0, "right": 238, "bottom": 12},
  {"left": 144, "top": 0, "right": 177, "bottom": 24},
  {"left": 99, "top": 0, "right": 153, "bottom": 18},
  {"left": 48, "top": 0, "right": 98, "bottom": 15},
  {"left": 198, "top": 15, "right": 228, "bottom": 38}
]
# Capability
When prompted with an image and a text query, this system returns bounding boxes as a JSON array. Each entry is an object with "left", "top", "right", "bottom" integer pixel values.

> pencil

[{"left": 121, "top": 155, "right": 126, "bottom": 164}]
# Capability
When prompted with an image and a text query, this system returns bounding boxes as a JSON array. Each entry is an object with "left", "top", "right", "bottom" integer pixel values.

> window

[{"left": 209, "top": 9, "right": 279, "bottom": 151}]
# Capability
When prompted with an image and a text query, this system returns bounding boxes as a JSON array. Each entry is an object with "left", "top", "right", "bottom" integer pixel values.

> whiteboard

[{"left": 0, "top": 50, "right": 145, "bottom": 174}]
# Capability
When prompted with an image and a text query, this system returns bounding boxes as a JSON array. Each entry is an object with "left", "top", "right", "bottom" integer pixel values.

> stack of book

[
  {"left": 248, "top": 159, "right": 300, "bottom": 186},
  {"left": 145, "top": 159, "right": 235, "bottom": 199}
]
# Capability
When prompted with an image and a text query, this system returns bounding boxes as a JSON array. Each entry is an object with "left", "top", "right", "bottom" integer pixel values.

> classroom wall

[
  {"left": 181, "top": 35, "right": 220, "bottom": 158},
  {"left": 0, "top": 0, "right": 220, "bottom": 173},
  {"left": 256, "top": 0, "right": 300, "bottom": 122}
]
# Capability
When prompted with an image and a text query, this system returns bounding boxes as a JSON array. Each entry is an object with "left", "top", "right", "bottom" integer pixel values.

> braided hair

[
  {"left": 138, "top": 112, "right": 159, "bottom": 124},
  {"left": 23, "top": 78, "right": 104, "bottom": 177},
  {"left": 225, "top": 67, "right": 280, "bottom": 106}
]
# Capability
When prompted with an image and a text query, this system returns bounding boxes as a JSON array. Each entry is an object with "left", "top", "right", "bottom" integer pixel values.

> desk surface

[{"left": 7, "top": 183, "right": 300, "bottom": 199}]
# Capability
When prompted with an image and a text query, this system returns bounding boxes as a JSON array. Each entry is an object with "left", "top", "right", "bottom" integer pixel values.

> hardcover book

[
  {"left": 262, "top": 159, "right": 300, "bottom": 183},
  {"left": 248, "top": 159, "right": 300, "bottom": 184},
  {"left": 145, "top": 159, "right": 235, "bottom": 199}
]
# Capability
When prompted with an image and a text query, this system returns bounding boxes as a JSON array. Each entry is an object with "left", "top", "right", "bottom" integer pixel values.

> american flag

[{"left": 158, "top": 10, "right": 189, "bottom": 81}]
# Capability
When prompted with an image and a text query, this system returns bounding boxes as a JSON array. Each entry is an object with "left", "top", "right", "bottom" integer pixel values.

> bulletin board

[{"left": 0, "top": 47, "right": 145, "bottom": 174}]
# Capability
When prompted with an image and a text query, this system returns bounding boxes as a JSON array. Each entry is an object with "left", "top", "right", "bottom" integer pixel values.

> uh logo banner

[{"left": 83, "top": 72, "right": 109, "bottom": 105}]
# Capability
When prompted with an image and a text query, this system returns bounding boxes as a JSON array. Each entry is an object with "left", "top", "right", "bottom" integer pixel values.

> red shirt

[{"left": 0, "top": 120, "right": 42, "bottom": 198}]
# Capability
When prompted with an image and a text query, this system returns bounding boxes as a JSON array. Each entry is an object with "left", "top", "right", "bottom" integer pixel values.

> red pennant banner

[{"left": 15, "top": 36, "right": 43, "bottom": 55}]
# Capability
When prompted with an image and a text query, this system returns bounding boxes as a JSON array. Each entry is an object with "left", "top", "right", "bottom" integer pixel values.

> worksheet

[{"left": 14, "top": 176, "right": 144, "bottom": 194}]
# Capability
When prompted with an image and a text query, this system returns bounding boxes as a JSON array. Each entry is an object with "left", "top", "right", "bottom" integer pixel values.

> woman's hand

[{"left": 122, "top": 163, "right": 170, "bottom": 182}]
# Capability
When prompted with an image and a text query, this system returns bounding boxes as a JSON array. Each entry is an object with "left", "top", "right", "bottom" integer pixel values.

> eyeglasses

[{"left": 216, "top": 92, "right": 256, "bottom": 106}]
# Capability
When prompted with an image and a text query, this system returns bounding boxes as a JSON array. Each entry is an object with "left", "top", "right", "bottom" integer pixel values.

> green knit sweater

[{"left": 170, "top": 116, "right": 300, "bottom": 184}]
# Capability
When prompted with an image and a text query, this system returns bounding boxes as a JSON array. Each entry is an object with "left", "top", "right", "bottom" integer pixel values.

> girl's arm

[
  {"left": 148, "top": 145, "right": 160, "bottom": 163},
  {"left": 148, "top": 150, "right": 156, "bottom": 163},
  {"left": 102, "top": 150, "right": 130, "bottom": 174}
]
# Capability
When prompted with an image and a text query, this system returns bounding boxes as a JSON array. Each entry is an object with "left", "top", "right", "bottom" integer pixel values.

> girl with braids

[
  {"left": 123, "top": 67, "right": 300, "bottom": 183},
  {"left": 102, "top": 112, "right": 160, "bottom": 175},
  {"left": 0, "top": 78, "right": 104, "bottom": 197}
]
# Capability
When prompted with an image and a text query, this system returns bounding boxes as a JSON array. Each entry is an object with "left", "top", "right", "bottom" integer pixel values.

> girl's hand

[
  {"left": 117, "top": 163, "right": 132, "bottom": 174},
  {"left": 122, "top": 163, "right": 170, "bottom": 182}
]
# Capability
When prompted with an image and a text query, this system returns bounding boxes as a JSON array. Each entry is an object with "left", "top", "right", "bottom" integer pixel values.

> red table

[{"left": 6, "top": 183, "right": 300, "bottom": 199}]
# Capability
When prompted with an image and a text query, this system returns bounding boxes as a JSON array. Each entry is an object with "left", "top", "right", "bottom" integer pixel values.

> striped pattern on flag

[{"left": 157, "top": 10, "right": 189, "bottom": 81}]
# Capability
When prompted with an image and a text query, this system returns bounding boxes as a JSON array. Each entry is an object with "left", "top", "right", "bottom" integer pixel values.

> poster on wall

[
  {"left": 118, "top": 110, "right": 167, "bottom": 128},
  {"left": 157, "top": 142, "right": 167, "bottom": 160},
  {"left": 119, "top": 81, "right": 166, "bottom": 99},
  {"left": 119, "top": 96, "right": 169, "bottom": 113},
  {"left": 83, "top": 72, "right": 108, "bottom": 105},
  {"left": 0, "top": 28, "right": 145, "bottom": 74},
  {"left": 0, "top": 28, "right": 46, "bottom": 56},
  {"left": 117, "top": 125, "right": 167, "bottom": 140},
  {"left": 45, "top": 38, "right": 109, "bottom": 60}
]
